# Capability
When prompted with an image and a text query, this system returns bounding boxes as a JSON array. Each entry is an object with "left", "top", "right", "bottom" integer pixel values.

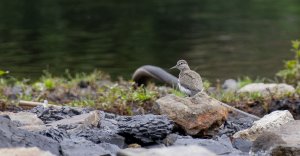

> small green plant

[
  {"left": 44, "top": 79, "right": 55, "bottom": 90},
  {"left": 276, "top": 40, "right": 300, "bottom": 85},
  {"left": 170, "top": 88, "right": 186, "bottom": 97},
  {"left": 237, "top": 76, "right": 253, "bottom": 88},
  {"left": 0, "top": 70, "right": 9, "bottom": 76}
]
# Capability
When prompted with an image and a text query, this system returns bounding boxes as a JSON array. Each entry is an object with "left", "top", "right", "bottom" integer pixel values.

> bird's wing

[{"left": 180, "top": 71, "right": 203, "bottom": 92}]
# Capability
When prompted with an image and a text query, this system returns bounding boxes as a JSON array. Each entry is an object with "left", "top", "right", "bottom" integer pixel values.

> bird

[{"left": 170, "top": 60, "right": 204, "bottom": 96}]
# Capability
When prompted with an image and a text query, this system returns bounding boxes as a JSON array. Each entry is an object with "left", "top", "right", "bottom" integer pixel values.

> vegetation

[
  {"left": 276, "top": 40, "right": 300, "bottom": 86},
  {"left": 0, "top": 70, "right": 165, "bottom": 115}
]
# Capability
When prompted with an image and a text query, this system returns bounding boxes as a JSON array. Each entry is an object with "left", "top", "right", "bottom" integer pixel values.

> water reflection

[{"left": 0, "top": 0, "right": 299, "bottom": 81}]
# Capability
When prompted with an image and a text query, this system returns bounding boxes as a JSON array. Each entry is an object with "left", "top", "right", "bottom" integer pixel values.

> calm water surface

[{"left": 0, "top": 0, "right": 300, "bottom": 81}]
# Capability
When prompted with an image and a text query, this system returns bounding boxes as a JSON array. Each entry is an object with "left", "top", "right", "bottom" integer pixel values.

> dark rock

[
  {"left": 0, "top": 114, "right": 10, "bottom": 120},
  {"left": 163, "top": 134, "right": 180, "bottom": 146},
  {"left": 218, "top": 113, "right": 255, "bottom": 137},
  {"left": 269, "top": 145, "right": 300, "bottom": 156},
  {"left": 39, "top": 128, "right": 69, "bottom": 142},
  {"left": 30, "top": 105, "right": 92, "bottom": 124},
  {"left": 0, "top": 116, "right": 60, "bottom": 155},
  {"left": 269, "top": 98, "right": 300, "bottom": 119},
  {"left": 232, "top": 138, "right": 252, "bottom": 152},
  {"left": 60, "top": 137, "right": 118, "bottom": 156},
  {"left": 250, "top": 132, "right": 286, "bottom": 155},
  {"left": 69, "top": 111, "right": 124, "bottom": 148},
  {"left": 99, "top": 142, "right": 121, "bottom": 155},
  {"left": 73, "top": 128, "right": 125, "bottom": 148},
  {"left": 117, "top": 114, "right": 173, "bottom": 145}
]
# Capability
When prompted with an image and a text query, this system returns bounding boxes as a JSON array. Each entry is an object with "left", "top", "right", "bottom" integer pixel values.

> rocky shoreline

[
  {"left": 0, "top": 69, "right": 300, "bottom": 156},
  {"left": 1, "top": 91, "right": 299, "bottom": 156}
]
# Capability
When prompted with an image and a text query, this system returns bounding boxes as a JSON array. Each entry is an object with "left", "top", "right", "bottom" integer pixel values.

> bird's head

[{"left": 170, "top": 60, "right": 190, "bottom": 71}]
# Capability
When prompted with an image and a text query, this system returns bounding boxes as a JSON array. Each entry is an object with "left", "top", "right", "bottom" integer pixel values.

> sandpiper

[{"left": 171, "top": 60, "right": 204, "bottom": 96}]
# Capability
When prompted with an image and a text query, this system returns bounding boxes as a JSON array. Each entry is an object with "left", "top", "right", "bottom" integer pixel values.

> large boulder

[
  {"left": 250, "top": 120, "right": 300, "bottom": 155},
  {"left": 155, "top": 93, "right": 228, "bottom": 136},
  {"left": 117, "top": 145, "right": 216, "bottom": 156},
  {"left": 233, "top": 110, "right": 294, "bottom": 141},
  {"left": 238, "top": 83, "right": 295, "bottom": 98}
]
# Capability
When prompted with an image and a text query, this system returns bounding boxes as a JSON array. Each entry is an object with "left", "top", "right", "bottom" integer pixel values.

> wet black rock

[
  {"left": 117, "top": 114, "right": 174, "bottom": 145},
  {"left": 218, "top": 113, "right": 255, "bottom": 137},
  {"left": 0, "top": 116, "right": 60, "bottom": 155},
  {"left": 72, "top": 128, "right": 125, "bottom": 148},
  {"left": 69, "top": 111, "right": 125, "bottom": 148},
  {"left": 30, "top": 105, "right": 92, "bottom": 124},
  {"left": 39, "top": 128, "right": 69, "bottom": 143},
  {"left": 269, "top": 98, "right": 300, "bottom": 119}
]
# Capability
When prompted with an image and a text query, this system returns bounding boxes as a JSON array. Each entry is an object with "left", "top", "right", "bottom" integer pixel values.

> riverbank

[{"left": 0, "top": 68, "right": 300, "bottom": 155}]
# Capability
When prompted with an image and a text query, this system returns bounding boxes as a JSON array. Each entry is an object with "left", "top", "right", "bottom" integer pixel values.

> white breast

[{"left": 178, "top": 80, "right": 191, "bottom": 95}]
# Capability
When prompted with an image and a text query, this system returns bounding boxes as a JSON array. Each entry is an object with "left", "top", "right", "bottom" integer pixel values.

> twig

[
  {"left": 19, "top": 100, "right": 61, "bottom": 108},
  {"left": 220, "top": 102, "right": 261, "bottom": 120}
]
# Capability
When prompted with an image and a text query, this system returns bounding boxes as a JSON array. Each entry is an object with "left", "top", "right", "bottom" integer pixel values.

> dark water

[{"left": 0, "top": 0, "right": 300, "bottom": 81}]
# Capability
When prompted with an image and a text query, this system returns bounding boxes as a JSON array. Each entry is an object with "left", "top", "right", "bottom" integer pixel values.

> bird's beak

[{"left": 170, "top": 65, "right": 177, "bottom": 69}]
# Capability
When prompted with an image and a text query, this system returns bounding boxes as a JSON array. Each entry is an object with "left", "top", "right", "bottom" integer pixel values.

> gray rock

[
  {"left": 48, "top": 110, "right": 100, "bottom": 131},
  {"left": 0, "top": 111, "right": 48, "bottom": 133},
  {"left": 232, "top": 138, "right": 252, "bottom": 152},
  {"left": 39, "top": 128, "right": 69, "bottom": 142},
  {"left": 70, "top": 111, "right": 124, "bottom": 148},
  {"left": 238, "top": 83, "right": 295, "bottom": 98},
  {"left": 155, "top": 93, "right": 228, "bottom": 136},
  {"left": 117, "top": 145, "right": 216, "bottom": 156},
  {"left": 99, "top": 142, "right": 121, "bottom": 155},
  {"left": 0, "top": 111, "right": 44, "bottom": 126},
  {"left": 222, "top": 79, "right": 238, "bottom": 91},
  {"left": 0, "top": 147, "right": 55, "bottom": 156},
  {"left": 272, "top": 120, "right": 300, "bottom": 146},
  {"left": 250, "top": 132, "right": 286, "bottom": 155},
  {"left": 0, "top": 116, "right": 60, "bottom": 155},
  {"left": 173, "top": 138, "right": 240, "bottom": 155},
  {"left": 73, "top": 128, "right": 125, "bottom": 148},
  {"left": 60, "top": 137, "right": 116, "bottom": 156},
  {"left": 250, "top": 120, "right": 300, "bottom": 156},
  {"left": 233, "top": 110, "right": 294, "bottom": 141},
  {"left": 117, "top": 114, "right": 173, "bottom": 145},
  {"left": 30, "top": 105, "right": 91, "bottom": 124}
]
